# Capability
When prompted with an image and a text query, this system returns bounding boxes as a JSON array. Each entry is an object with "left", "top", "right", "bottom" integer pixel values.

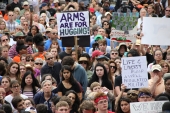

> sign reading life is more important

[
  {"left": 142, "top": 17, "right": 170, "bottom": 45},
  {"left": 121, "top": 56, "right": 148, "bottom": 89},
  {"left": 57, "top": 11, "right": 90, "bottom": 37},
  {"left": 130, "top": 101, "right": 167, "bottom": 113}
]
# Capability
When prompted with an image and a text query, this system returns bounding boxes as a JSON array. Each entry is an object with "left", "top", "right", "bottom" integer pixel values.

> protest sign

[
  {"left": 142, "top": 17, "right": 170, "bottom": 45},
  {"left": 121, "top": 56, "right": 148, "bottom": 89},
  {"left": 110, "top": 26, "right": 137, "bottom": 43},
  {"left": 57, "top": 11, "right": 90, "bottom": 37},
  {"left": 130, "top": 101, "right": 167, "bottom": 113}
]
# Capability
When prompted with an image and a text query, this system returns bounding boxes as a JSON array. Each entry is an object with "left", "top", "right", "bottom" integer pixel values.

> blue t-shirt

[{"left": 44, "top": 39, "right": 63, "bottom": 51}]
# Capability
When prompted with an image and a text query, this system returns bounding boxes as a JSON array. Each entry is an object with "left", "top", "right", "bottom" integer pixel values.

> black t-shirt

[
  {"left": 59, "top": 51, "right": 71, "bottom": 60},
  {"left": 114, "top": 76, "right": 138, "bottom": 92},
  {"left": 146, "top": 52, "right": 154, "bottom": 65},
  {"left": 57, "top": 82, "right": 81, "bottom": 95}
]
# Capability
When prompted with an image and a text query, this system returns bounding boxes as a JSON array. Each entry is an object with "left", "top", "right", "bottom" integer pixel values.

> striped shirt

[
  {"left": 8, "top": 44, "right": 33, "bottom": 58},
  {"left": 22, "top": 88, "right": 40, "bottom": 99},
  {"left": 6, "top": 20, "right": 19, "bottom": 32}
]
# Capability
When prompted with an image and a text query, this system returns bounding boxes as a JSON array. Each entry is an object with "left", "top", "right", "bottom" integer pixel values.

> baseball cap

[
  {"left": 23, "top": 1, "right": 29, "bottom": 6},
  {"left": 151, "top": 64, "right": 162, "bottom": 72},
  {"left": 92, "top": 50, "right": 104, "bottom": 58}
]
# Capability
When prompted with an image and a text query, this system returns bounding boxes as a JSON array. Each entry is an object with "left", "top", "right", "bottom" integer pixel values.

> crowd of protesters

[{"left": 0, "top": 0, "right": 169, "bottom": 113}]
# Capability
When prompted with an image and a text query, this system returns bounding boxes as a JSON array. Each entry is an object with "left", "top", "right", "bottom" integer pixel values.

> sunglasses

[
  {"left": 46, "top": 57, "right": 53, "bottom": 60},
  {"left": 127, "top": 93, "right": 137, "bottom": 96},
  {"left": 26, "top": 59, "right": 34, "bottom": 62},
  {"left": 166, "top": 10, "right": 170, "bottom": 12},
  {"left": 24, "top": 5, "right": 28, "bottom": 6},
  {"left": 110, "top": 66, "right": 116, "bottom": 69},
  {"left": 79, "top": 61, "right": 87, "bottom": 64},
  {"left": 9, "top": 15, "right": 14, "bottom": 16},
  {"left": 2, "top": 39, "right": 8, "bottom": 42},
  {"left": 35, "top": 63, "right": 43, "bottom": 65},
  {"left": 112, "top": 53, "right": 118, "bottom": 55}
]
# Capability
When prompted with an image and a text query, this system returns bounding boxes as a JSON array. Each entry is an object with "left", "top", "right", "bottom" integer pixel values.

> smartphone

[{"left": 30, "top": 5, "right": 33, "bottom": 12}]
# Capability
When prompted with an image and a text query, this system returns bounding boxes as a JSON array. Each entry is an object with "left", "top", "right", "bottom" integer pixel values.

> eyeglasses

[
  {"left": 112, "top": 53, "right": 118, "bottom": 55},
  {"left": 9, "top": 15, "right": 14, "bottom": 16},
  {"left": 110, "top": 66, "right": 116, "bottom": 69},
  {"left": 2, "top": 39, "right": 8, "bottom": 42},
  {"left": 46, "top": 57, "right": 53, "bottom": 60},
  {"left": 52, "top": 33, "right": 58, "bottom": 35},
  {"left": 12, "top": 85, "right": 20, "bottom": 88},
  {"left": 26, "top": 59, "right": 34, "bottom": 62},
  {"left": 35, "top": 63, "right": 43, "bottom": 65},
  {"left": 166, "top": 10, "right": 170, "bottom": 12},
  {"left": 79, "top": 61, "right": 87, "bottom": 64},
  {"left": 24, "top": 5, "right": 28, "bottom": 6}
]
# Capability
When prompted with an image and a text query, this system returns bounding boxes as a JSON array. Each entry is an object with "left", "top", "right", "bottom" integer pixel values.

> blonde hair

[
  {"left": 90, "top": 82, "right": 101, "bottom": 90},
  {"left": 56, "top": 101, "right": 69, "bottom": 110}
]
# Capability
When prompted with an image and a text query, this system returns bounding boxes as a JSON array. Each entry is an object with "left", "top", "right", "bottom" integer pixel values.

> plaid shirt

[
  {"left": 8, "top": 44, "right": 33, "bottom": 58},
  {"left": 6, "top": 20, "right": 19, "bottom": 32}
]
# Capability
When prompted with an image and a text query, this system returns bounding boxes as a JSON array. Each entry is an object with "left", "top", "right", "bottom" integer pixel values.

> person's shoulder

[
  {"left": 4, "top": 94, "right": 12, "bottom": 99},
  {"left": 20, "top": 94, "right": 28, "bottom": 99}
]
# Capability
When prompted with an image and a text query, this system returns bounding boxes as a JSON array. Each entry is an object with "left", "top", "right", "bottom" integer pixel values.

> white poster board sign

[
  {"left": 130, "top": 101, "right": 167, "bottom": 113},
  {"left": 57, "top": 11, "right": 90, "bottom": 37},
  {"left": 121, "top": 56, "right": 148, "bottom": 89},
  {"left": 142, "top": 17, "right": 170, "bottom": 45}
]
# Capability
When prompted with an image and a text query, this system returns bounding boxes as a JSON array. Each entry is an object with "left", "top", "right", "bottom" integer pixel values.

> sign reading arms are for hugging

[{"left": 57, "top": 11, "right": 90, "bottom": 37}]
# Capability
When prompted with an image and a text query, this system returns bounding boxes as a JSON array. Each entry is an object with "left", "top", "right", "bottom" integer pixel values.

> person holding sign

[{"left": 149, "top": 64, "right": 165, "bottom": 97}]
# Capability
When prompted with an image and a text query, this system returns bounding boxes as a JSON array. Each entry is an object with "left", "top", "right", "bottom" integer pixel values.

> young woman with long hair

[
  {"left": 116, "top": 98, "right": 131, "bottom": 113},
  {"left": 65, "top": 90, "right": 80, "bottom": 113},
  {"left": 57, "top": 65, "right": 82, "bottom": 100},
  {"left": 6, "top": 62, "right": 21, "bottom": 83},
  {"left": 21, "top": 71, "right": 41, "bottom": 99},
  {"left": 1, "top": 76, "right": 12, "bottom": 96}
]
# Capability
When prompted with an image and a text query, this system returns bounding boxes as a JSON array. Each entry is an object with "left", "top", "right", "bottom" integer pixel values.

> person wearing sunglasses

[
  {"left": 78, "top": 56, "right": 93, "bottom": 81},
  {"left": 110, "top": 49, "right": 119, "bottom": 61},
  {"left": 163, "top": 6, "right": 170, "bottom": 18},
  {"left": 41, "top": 52, "right": 62, "bottom": 86}
]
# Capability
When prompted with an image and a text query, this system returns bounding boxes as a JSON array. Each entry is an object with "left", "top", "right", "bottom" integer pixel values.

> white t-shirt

[{"left": 4, "top": 94, "right": 28, "bottom": 110}]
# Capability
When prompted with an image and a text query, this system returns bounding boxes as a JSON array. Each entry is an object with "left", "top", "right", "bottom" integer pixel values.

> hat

[
  {"left": 89, "top": 8, "right": 95, "bottom": 13},
  {"left": 94, "top": 35, "right": 103, "bottom": 41},
  {"left": 151, "top": 64, "right": 162, "bottom": 72},
  {"left": 105, "top": 12, "right": 112, "bottom": 16},
  {"left": 79, "top": 57, "right": 88, "bottom": 61},
  {"left": 53, "top": 0, "right": 59, "bottom": 3},
  {"left": 135, "top": 39, "right": 141, "bottom": 45},
  {"left": 92, "top": 50, "right": 104, "bottom": 58},
  {"left": 40, "top": 3, "right": 47, "bottom": 9},
  {"left": 3, "top": 29, "right": 10, "bottom": 34},
  {"left": 96, "top": 55, "right": 109, "bottom": 61},
  {"left": 13, "top": 32, "right": 26, "bottom": 41},
  {"left": 25, "top": 64, "right": 34, "bottom": 72},
  {"left": 46, "top": 28, "right": 52, "bottom": 32},
  {"left": 23, "top": 1, "right": 29, "bottom": 6},
  {"left": 109, "top": 6, "right": 114, "bottom": 10},
  {"left": 117, "top": 43, "right": 127, "bottom": 50}
]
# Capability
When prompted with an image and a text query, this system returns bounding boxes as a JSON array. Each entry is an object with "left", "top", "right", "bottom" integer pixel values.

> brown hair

[
  {"left": 94, "top": 92, "right": 106, "bottom": 101},
  {"left": 97, "top": 39, "right": 107, "bottom": 45},
  {"left": 138, "top": 88, "right": 151, "bottom": 94},
  {"left": 90, "top": 82, "right": 101, "bottom": 90},
  {"left": 79, "top": 100, "right": 95, "bottom": 113},
  {"left": 7, "top": 62, "right": 21, "bottom": 82},
  {"left": 59, "top": 96, "right": 72, "bottom": 107},
  {"left": 56, "top": 101, "right": 69, "bottom": 110},
  {"left": 159, "top": 60, "right": 170, "bottom": 73},
  {"left": 49, "top": 40, "right": 61, "bottom": 53}
]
